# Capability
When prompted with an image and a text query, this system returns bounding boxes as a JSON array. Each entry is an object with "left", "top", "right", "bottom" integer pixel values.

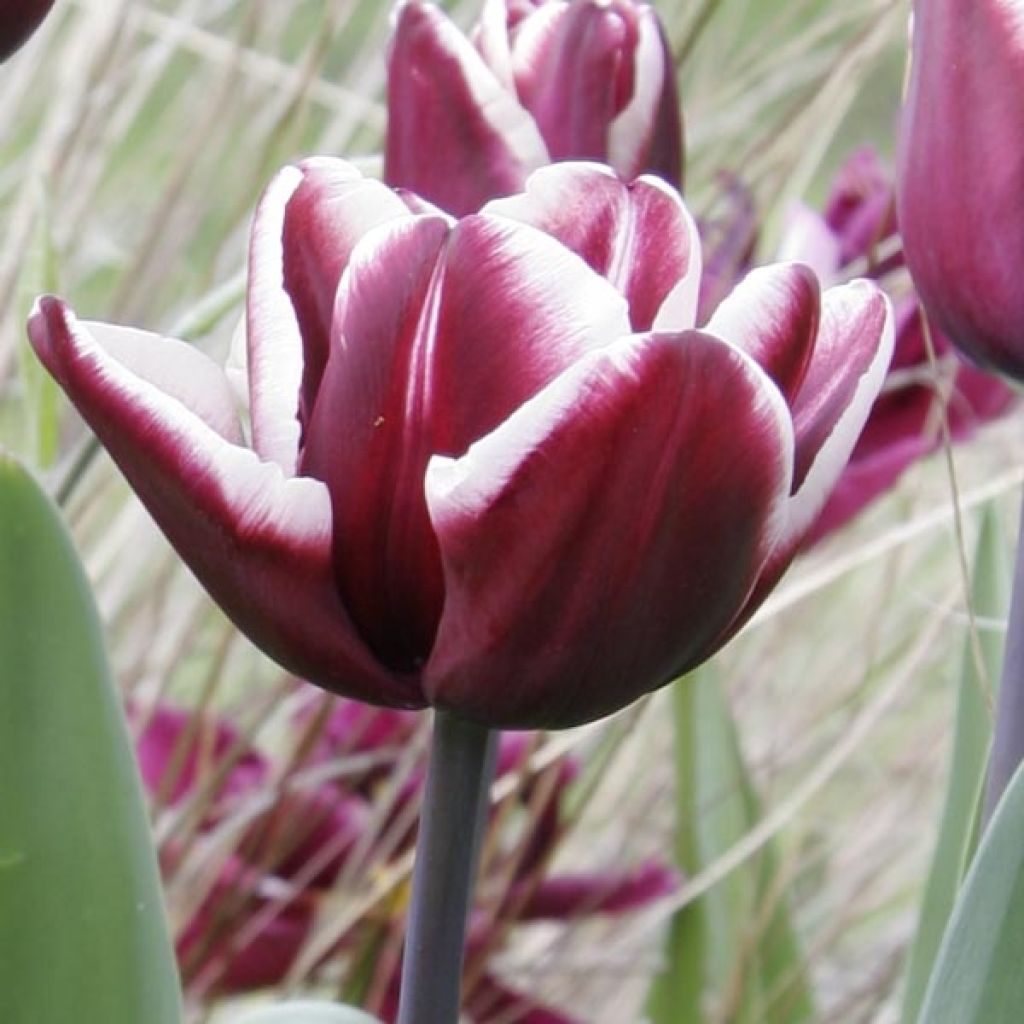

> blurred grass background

[{"left": 3, "top": 0, "right": 1021, "bottom": 1021}]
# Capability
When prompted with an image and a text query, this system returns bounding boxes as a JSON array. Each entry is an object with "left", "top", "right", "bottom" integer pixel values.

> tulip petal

[
  {"left": 247, "top": 160, "right": 414, "bottom": 471},
  {"left": 513, "top": 860, "right": 678, "bottom": 920},
  {"left": 706, "top": 262, "right": 820, "bottom": 404},
  {"left": 486, "top": 162, "right": 700, "bottom": 331},
  {"left": 29, "top": 298, "right": 420, "bottom": 709},
  {"left": 246, "top": 164, "right": 307, "bottom": 472},
  {"left": 898, "top": 0, "right": 1024, "bottom": 379},
  {"left": 79, "top": 321, "right": 244, "bottom": 445},
  {"left": 303, "top": 213, "right": 631, "bottom": 673},
  {"left": 385, "top": 0, "right": 549, "bottom": 216},
  {"left": 424, "top": 331, "right": 793, "bottom": 729},
  {"left": 608, "top": 8, "right": 683, "bottom": 185},
  {"left": 789, "top": 282, "right": 894, "bottom": 505}
]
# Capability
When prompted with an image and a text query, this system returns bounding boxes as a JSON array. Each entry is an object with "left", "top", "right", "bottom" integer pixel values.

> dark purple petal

[
  {"left": 424, "top": 331, "right": 792, "bottom": 728},
  {"left": 898, "top": 0, "right": 1024, "bottom": 380},
  {"left": 0, "top": 0, "right": 55, "bottom": 62},
  {"left": 28, "top": 298, "right": 422, "bottom": 710},
  {"left": 513, "top": 860, "right": 679, "bottom": 919},
  {"left": 385, "top": 0, "right": 548, "bottom": 216},
  {"left": 247, "top": 160, "right": 413, "bottom": 470},
  {"left": 486, "top": 162, "right": 700, "bottom": 331},
  {"left": 302, "top": 213, "right": 629, "bottom": 672},
  {"left": 705, "top": 263, "right": 820, "bottom": 404}
]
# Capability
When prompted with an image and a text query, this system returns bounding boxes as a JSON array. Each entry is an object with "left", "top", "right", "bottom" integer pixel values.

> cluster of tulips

[{"left": 5, "top": 0, "right": 1024, "bottom": 1021}]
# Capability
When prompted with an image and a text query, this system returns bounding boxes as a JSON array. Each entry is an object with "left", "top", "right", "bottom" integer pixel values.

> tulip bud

[
  {"left": 897, "top": 0, "right": 1024, "bottom": 380},
  {"left": 385, "top": 0, "right": 683, "bottom": 215},
  {"left": 0, "top": 0, "right": 56, "bottom": 62}
]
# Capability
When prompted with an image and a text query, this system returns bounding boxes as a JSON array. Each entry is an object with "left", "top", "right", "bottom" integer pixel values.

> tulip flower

[
  {"left": 780, "top": 148, "right": 1017, "bottom": 542},
  {"left": 897, "top": 0, "right": 1024, "bottom": 381},
  {"left": 385, "top": 0, "right": 682, "bottom": 215},
  {"left": 898, "top": 0, "right": 1024, "bottom": 826},
  {"left": 138, "top": 700, "right": 675, "bottom": 1021},
  {"left": 0, "top": 0, "right": 55, "bottom": 61},
  {"left": 29, "top": 158, "right": 893, "bottom": 730}
]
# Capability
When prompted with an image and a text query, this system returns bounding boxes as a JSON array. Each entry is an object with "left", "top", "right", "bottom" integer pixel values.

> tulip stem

[
  {"left": 983, "top": 492, "right": 1024, "bottom": 825},
  {"left": 397, "top": 710, "right": 497, "bottom": 1024}
]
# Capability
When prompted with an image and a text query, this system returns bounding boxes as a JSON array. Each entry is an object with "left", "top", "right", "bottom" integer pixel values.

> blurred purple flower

[{"left": 136, "top": 701, "right": 677, "bottom": 1021}]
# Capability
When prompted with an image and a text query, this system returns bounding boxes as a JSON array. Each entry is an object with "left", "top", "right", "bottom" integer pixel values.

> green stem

[
  {"left": 396, "top": 711, "right": 497, "bottom": 1024},
  {"left": 983, "top": 492, "right": 1024, "bottom": 825}
]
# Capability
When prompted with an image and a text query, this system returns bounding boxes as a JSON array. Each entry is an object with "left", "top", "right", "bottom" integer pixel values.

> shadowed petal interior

[
  {"left": 303, "top": 212, "right": 632, "bottom": 673},
  {"left": 486, "top": 162, "right": 700, "bottom": 330}
]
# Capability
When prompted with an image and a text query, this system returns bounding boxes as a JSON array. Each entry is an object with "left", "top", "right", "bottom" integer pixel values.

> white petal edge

[
  {"left": 783, "top": 284, "right": 895, "bottom": 539},
  {"left": 246, "top": 163, "right": 306, "bottom": 474},
  {"left": 425, "top": 330, "right": 795, "bottom": 557},
  {"left": 82, "top": 320, "right": 243, "bottom": 445}
]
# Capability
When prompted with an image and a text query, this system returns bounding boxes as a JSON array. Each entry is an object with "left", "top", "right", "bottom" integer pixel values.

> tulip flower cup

[{"left": 28, "top": 159, "right": 893, "bottom": 1023}]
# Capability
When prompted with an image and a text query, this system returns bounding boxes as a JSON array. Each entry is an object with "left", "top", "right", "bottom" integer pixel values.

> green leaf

[
  {"left": 647, "top": 662, "right": 813, "bottom": 1023},
  {"left": 901, "top": 505, "right": 1008, "bottom": 1023},
  {"left": 16, "top": 185, "right": 62, "bottom": 468},
  {"left": 227, "top": 1003, "right": 382, "bottom": 1024},
  {"left": 918, "top": 760, "right": 1024, "bottom": 1024},
  {"left": 0, "top": 455, "right": 182, "bottom": 1024}
]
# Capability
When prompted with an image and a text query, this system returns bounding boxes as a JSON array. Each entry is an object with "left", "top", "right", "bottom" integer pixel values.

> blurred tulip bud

[
  {"left": 0, "top": 0, "right": 56, "bottom": 62},
  {"left": 385, "top": 0, "right": 683, "bottom": 214},
  {"left": 898, "top": 0, "right": 1024, "bottom": 380}
]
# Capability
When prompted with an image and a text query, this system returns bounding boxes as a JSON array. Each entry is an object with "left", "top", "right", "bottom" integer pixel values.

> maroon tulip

[
  {"left": 139, "top": 700, "right": 676, "bottom": 1021},
  {"left": 0, "top": 0, "right": 55, "bottom": 61},
  {"left": 29, "top": 159, "right": 892, "bottom": 728},
  {"left": 385, "top": 0, "right": 682, "bottom": 215},
  {"left": 897, "top": 0, "right": 1024, "bottom": 380},
  {"left": 776, "top": 148, "right": 1017, "bottom": 542}
]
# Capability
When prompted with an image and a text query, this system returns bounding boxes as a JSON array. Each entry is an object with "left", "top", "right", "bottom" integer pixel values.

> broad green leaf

[
  {"left": 227, "top": 1002, "right": 382, "bottom": 1024},
  {"left": 918, "top": 760, "right": 1024, "bottom": 1024},
  {"left": 901, "top": 505, "right": 1008, "bottom": 1023},
  {"left": 0, "top": 455, "right": 182, "bottom": 1024},
  {"left": 647, "top": 662, "right": 813, "bottom": 1023}
]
